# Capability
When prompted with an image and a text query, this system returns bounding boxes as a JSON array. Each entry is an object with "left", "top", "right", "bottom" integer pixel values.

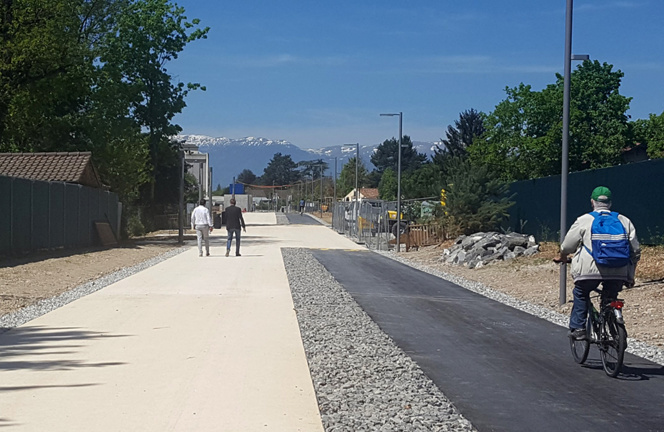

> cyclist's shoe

[{"left": 569, "top": 328, "right": 586, "bottom": 340}]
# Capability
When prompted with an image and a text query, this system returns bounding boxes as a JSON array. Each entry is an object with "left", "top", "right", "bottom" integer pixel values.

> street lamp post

[
  {"left": 354, "top": 144, "right": 359, "bottom": 203},
  {"left": 380, "top": 112, "right": 403, "bottom": 252},
  {"left": 560, "top": 0, "right": 589, "bottom": 305},
  {"left": 343, "top": 143, "right": 360, "bottom": 236},
  {"left": 178, "top": 149, "right": 184, "bottom": 244},
  {"left": 334, "top": 157, "right": 337, "bottom": 223},
  {"left": 317, "top": 164, "right": 324, "bottom": 218}
]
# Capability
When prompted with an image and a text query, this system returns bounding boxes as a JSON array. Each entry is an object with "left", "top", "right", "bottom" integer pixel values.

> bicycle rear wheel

[
  {"left": 570, "top": 317, "right": 591, "bottom": 364},
  {"left": 600, "top": 313, "right": 627, "bottom": 377}
]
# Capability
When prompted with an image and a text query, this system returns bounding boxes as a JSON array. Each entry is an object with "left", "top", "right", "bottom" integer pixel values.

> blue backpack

[{"left": 584, "top": 211, "right": 631, "bottom": 267}]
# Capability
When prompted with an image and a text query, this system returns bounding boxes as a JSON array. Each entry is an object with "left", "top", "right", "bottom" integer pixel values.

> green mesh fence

[
  {"left": 508, "top": 159, "right": 664, "bottom": 245},
  {"left": 0, "top": 175, "right": 120, "bottom": 255}
]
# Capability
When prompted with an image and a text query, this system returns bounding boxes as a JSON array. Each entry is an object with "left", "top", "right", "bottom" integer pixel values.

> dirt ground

[
  {"left": 0, "top": 234, "right": 188, "bottom": 318},
  {"left": 2, "top": 221, "right": 663, "bottom": 350}
]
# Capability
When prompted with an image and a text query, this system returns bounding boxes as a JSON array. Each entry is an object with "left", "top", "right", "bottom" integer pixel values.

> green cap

[{"left": 591, "top": 186, "right": 612, "bottom": 202}]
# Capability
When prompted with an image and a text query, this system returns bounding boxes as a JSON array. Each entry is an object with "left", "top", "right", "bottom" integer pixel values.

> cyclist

[{"left": 554, "top": 186, "right": 640, "bottom": 340}]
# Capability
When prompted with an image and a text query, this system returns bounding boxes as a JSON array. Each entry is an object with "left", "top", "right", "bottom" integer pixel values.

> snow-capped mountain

[{"left": 177, "top": 134, "right": 440, "bottom": 189}]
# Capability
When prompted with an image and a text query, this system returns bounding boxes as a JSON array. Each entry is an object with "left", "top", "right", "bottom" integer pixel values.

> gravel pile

[
  {"left": 378, "top": 250, "right": 664, "bottom": 367},
  {"left": 283, "top": 248, "right": 476, "bottom": 432},
  {"left": 0, "top": 247, "right": 188, "bottom": 332}
]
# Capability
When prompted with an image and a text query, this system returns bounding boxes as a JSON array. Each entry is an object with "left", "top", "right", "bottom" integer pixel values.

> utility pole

[
  {"left": 355, "top": 143, "right": 359, "bottom": 203},
  {"left": 333, "top": 157, "right": 337, "bottom": 228},
  {"left": 317, "top": 164, "right": 324, "bottom": 218},
  {"left": 178, "top": 149, "right": 184, "bottom": 244}
]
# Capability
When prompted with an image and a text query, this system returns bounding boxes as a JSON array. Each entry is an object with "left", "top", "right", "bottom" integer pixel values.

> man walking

[
  {"left": 191, "top": 199, "right": 213, "bottom": 257},
  {"left": 225, "top": 198, "right": 246, "bottom": 257}
]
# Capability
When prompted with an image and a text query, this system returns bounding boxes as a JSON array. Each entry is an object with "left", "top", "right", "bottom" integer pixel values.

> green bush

[
  {"left": 443, "top": 157, "right": 515, "bottom": 235},
  {"left": 126, "top": 212, "right": 146, "bottom": 237}
]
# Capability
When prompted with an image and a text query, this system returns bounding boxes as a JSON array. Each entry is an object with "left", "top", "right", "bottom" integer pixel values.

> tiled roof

[
  {"left": 0, "top": 152, "right": 103, "bottom": 188},
  {"left": 360, "top": 188, "right": 380, "bottom": 199}
]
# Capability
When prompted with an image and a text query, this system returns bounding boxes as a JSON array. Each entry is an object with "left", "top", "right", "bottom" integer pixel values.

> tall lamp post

[
  {"left": 343, "top": 144, "right": 360, "bottom": 235},
  {"left": 342, "top": 144, "right": 359, "bottom": 201},
  {"left": 333, "top": 157, "right": 337, "bottom": 226},
  {"left": 380, "top": 112, "right": 403, "bottom": 252},
  {"left": 178, "top": 148, "right": 184, "bottom": 244},
  {"left": 560, "top": 0, "right": 589, "bottom": 305},
  {"left": 316, "top": 164, "right": 325, "bottom": 217}
]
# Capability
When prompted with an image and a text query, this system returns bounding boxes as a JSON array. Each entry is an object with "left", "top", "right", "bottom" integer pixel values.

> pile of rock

[{"left": 442, "top": 232, "right": 539, "bottom": 268}]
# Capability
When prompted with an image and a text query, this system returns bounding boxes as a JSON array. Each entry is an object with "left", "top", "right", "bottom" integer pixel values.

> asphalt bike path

[
  {"left": 310, "top": 249, "right": 664, "bottom": 432},
  {"left": 0, "top": 213, "right": 355, "bottom": 432},
  {"left": 284, "top": 212, "right": 323, "bottom": 225}
]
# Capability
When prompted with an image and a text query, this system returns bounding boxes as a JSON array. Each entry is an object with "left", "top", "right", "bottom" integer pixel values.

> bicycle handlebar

[{"left": 552, "top": 256, "right": 572, "bottom": 264}]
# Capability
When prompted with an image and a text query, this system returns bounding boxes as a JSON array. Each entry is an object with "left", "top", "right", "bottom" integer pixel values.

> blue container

[{"left": 229, "top": 183, "right": 244, "bottom": 194}]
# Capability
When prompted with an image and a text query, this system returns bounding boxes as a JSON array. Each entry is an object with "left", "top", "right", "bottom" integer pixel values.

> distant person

[
  {"left": 299, "top": 199, "right": 305, "bottom": 215},
  {"left": 191, "top": 199, "right": 213, "bottom": 257},
  {"left": 554, "top": 186, "right": 640, "bottom": 340},
  {"left": 225, "top": 198, "right": 246, "bottom": 257}
]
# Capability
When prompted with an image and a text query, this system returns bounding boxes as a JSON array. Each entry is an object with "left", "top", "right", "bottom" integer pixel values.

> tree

[
  {"left": 298, "top": 159, "right": 329, "bottom": 180},
  {"left": 184, "top": 172, "right": 199, "bottom": 203},
  {"left": 101, "top": 0, "right": 209, "bottom": 199},
  {"left": 337, "top": 156, "right": 369, "bottom": 197},
  {"left": 633, "top": 111, "right": 664, "bottom": 159},
  {"left": 0, "top": 0, "right": 102, "bottom": 152},
  {"left": 434, "top": 108, "right": 485, "bottom": 160},
  {"left": 370, "top": 135, "right": 426, "bottom": 174},
  {"left": 0, "top": 0, "right": 209, "bottom": 207},
  {"left": 443, "top": 157, "right": 514, "bottom": 235},
  {"left": 470, "top": 60, "right": 632, "bottom": 181},
  {"left": 469, "top": 82, "right": 564, "bottom": 180},
  {"left": 402, "top": 163, "right": 443, "bottom": 199},
  {"left": 236, "top": 169, "right": 256, "bottom": 185},
  {"left": 378, "top": 168, "right": 397, "bottom": 201},
  {"left": 432, "top": 109, "right": 485, "bottom": 179},
  {"left": 260, "top": 152, "right": 299, "bottom": 186}
]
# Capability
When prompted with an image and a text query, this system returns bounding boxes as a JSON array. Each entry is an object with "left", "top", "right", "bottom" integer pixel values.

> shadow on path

[{"left": 0, "top": 325, "right": 129, "bottom": 373}]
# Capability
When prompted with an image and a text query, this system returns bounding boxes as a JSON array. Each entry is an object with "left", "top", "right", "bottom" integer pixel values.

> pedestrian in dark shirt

[{"left": 225, "top": 198, "right": 246, "bottom": 257}]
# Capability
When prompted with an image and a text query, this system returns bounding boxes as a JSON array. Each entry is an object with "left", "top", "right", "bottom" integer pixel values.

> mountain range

[{"left": 178, "top": 134, "right": 441, "bottom": 189}]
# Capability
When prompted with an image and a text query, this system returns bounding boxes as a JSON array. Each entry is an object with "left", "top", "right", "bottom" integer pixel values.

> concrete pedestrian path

[{"left": 0, "top": 212, "right": 359, "bottom": 431}]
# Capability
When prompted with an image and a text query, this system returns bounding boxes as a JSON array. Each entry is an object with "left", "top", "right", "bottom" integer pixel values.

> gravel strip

[
  {"left": 0, "top": 246, "right": 188, "bottom": 332},
  {"left": 378, "top": 250, "right": 664, "bottom": 366},
  {"left": 283, "top": 248, "right": 476, "bottom": 432},
  {"left": 276, "top": 213, "right": 290, "bottom": 225}
]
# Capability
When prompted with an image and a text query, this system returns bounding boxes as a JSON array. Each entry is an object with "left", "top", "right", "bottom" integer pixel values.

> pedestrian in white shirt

[{"left": 191, "top": 199, "right": 213, "bottom": 257}]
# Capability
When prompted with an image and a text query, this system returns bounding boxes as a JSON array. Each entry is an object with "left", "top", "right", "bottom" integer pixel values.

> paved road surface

[
  {"left": 311, "top": 249, "right": 664, "bottom": 432},
  {"left": 0, "top": 213, "right": 356, "bottom": 432},
  {"left": 284, "top": 212, "right": 323, "bottom": 225}
]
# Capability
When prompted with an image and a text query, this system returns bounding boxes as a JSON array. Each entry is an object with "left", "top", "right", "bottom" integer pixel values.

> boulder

[{"left": 442, "top": 231, "right": 540, "bottom": 267}]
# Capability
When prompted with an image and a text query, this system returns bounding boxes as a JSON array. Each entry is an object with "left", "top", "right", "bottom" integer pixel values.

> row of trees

[
  {"left": 235, "top": 60, "right": 663, "bottom": 235},
  {"left": 0, "top": 0, "right": 208, "bottom": 231}
]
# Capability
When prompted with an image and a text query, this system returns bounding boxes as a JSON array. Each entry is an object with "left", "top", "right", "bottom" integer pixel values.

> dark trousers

[
  {"left": 226, "top": 229, "right": 241, "bottom": 253},
  {"left": 569, "top": 279, "right": 623, "bottom": 330}
]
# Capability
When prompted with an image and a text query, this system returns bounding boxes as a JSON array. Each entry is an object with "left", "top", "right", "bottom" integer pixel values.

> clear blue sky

[{"left": 169, "top": 0, "right": 664, "bottom": 149}]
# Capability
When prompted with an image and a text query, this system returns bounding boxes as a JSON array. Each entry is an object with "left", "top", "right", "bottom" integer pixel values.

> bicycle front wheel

[
  {"left": 570, "top": 317, "right": 591, "bottom": 364},
  {"left": 600, "top": 313, "right": 627, "bottom": 377}
]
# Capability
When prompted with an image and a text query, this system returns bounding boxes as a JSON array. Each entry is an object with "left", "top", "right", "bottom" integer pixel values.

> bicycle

[{"left": 569, "top": 287, "right": 628, "bottom": 377}]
